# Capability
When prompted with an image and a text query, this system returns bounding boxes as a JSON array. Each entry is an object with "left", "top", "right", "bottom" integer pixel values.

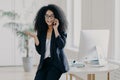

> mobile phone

[{"left": 53, "top": 20, "right": 56, "bottom": 26}]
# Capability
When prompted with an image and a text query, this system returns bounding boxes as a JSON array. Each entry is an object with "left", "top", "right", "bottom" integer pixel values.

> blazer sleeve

[
  {"left": 35, "top": 35, "right": 41, "bottom": 55},
  {"left": 55, "top": 31, "right": 67, "bottom": 49}
]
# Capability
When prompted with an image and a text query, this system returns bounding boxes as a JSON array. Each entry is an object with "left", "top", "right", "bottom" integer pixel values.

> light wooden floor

[{"left": 0, "top": 66, "right": 66, "bottom": 80}]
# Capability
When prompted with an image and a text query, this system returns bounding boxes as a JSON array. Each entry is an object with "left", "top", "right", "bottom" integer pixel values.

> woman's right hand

[
  {"left": 24, "top": 31, "right": 39, "bottom": 45},
  {"left": 24, "top": 31, "right": 36, "bottom": 38}
]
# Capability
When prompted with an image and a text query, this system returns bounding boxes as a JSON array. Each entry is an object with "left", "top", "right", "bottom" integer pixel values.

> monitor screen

[{"left": 78, "top": 30, "right": 110, "bottom": 65}]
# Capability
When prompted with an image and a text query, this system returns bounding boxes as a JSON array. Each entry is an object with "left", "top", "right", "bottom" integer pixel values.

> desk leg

[
  {"left": 107, "top": 72, "right": 110, "bottom": 80},
  {"left": 68, "top": 73, "right": 83, "bottom": 80},
  {"left": 87, "top": 74, "right": 95, "bottom": 80},
  {"left": 69, "top": 74, "right": 72, "bottom": 80},
  {"left": 66, "top": 73, "right": 68, "bottom": 80},
  {"left": 66, "top": 73, "right": 72, "bottom": 80}
]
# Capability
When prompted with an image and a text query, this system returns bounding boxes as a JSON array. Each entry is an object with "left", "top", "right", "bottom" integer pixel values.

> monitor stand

[
  {"left": 93, "top": 46, "right": 108, "bottom": 66},
  {"left": 83, "top": 46, "right": 107, "bottom": 67}
]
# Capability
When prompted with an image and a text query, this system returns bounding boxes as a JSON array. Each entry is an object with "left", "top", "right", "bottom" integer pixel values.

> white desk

[{"left": 66, "top": 63, "right": 119, "bottom": 80}]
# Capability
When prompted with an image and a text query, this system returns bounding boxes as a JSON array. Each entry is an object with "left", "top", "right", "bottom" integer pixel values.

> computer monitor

[{"left": 78, "top": 30, "right": 110, "bottom": 65}]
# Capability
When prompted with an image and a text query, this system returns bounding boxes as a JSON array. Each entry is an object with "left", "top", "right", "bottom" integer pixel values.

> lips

[
  {"left": 47, "top": 20, "right": 53, "bottom": 24},
  {"left": 47, "top": 21, "right": 52, "bottom": 23}
]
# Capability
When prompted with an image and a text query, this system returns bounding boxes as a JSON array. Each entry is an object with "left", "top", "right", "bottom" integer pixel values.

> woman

[{"left": 25, "top": 4, "right": 69, "bottom": 80}]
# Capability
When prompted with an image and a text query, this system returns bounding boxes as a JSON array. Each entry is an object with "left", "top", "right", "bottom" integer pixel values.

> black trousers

[{"left": 34, "top": 58, "right": 62, "bottom": 80}]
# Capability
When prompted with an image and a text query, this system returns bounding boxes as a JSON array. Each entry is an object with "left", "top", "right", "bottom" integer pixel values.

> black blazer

[{"left": 35, "top": 30, "right": 69, "bottom": 73}]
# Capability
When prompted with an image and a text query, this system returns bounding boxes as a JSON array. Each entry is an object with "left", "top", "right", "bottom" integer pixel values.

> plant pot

[{"left": 22, "top": 57, "right": 33, "bottom": 72}]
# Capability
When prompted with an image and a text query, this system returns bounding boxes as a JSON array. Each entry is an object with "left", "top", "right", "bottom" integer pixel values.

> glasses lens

[{"left": 45, "top": 14, "right": 54, "bottom": 19}]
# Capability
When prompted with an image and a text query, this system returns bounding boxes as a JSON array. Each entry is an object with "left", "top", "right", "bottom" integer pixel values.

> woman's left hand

[{"left": 53, "top": 18, "right": 59, "bottom": 29}]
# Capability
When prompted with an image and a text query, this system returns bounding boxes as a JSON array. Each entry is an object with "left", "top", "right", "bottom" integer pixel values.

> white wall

[{"left": 35, "top": 0, "right": 67, "bottom": 15}]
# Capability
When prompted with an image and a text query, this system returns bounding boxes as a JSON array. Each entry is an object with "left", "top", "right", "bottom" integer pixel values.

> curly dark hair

[{"left": 34, "top": 4, "right": 68, "bottom": 34}]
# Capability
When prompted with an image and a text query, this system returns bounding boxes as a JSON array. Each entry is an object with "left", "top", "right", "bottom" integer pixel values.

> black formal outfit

[{"left": 34, "top": 30, "right": 69, "bottom": 80}]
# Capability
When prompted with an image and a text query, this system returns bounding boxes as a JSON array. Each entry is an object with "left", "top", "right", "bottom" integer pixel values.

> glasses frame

[{"left": 45, "top": 14, "right": 55, "bottom": 19}]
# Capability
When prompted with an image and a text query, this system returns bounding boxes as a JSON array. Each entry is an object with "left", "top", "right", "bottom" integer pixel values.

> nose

[{"left": 48, "top": 17, "right": 51, "bottom": 20}]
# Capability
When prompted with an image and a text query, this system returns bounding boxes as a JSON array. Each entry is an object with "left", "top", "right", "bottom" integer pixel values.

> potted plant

[
  {"left": 4, "top": 22, "right": 34, "bottom": 72},
  {"left": 2, "top": 11, "right": 34, "bottom": 72}
]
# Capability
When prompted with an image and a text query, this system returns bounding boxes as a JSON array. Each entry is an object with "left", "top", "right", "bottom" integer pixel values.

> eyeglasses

[{"left": 45, "top": 14, "right": 55, "bottom": 19}]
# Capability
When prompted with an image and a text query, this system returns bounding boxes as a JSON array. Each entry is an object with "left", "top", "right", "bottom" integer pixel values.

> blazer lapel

[
  {"left": 42, "top": 32, "right": 47, "bottom": 59},
  {"left": 50, "top": 30, "right": 55, "bottom": 58}
]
